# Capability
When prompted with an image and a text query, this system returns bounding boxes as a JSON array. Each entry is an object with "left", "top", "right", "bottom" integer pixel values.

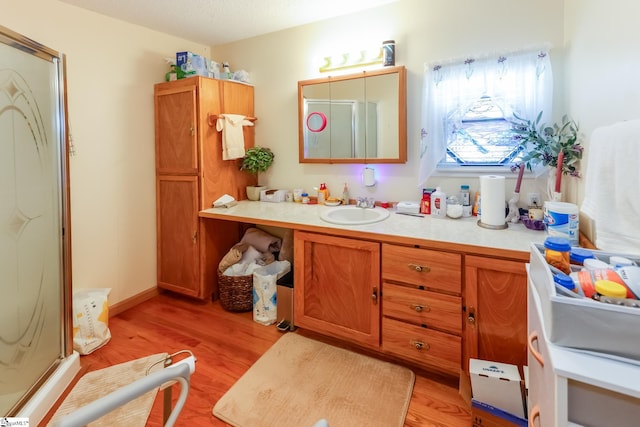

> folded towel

[
  {"left": 581, "top": 119, "right": 640, "bottom": 255},
  {"left": 240, "top": 227, "right": 282, "bottom": 253},
  {"left": 218, "top": 242, "right": 249, "bottom": 273},
  {"left": 216, "top": 114, "right": 253, "bottom": 160}
]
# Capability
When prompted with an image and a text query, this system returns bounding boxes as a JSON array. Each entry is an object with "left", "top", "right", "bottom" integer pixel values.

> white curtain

[{"left": 418, "top": 48, "right": 553, "bottom": 186}]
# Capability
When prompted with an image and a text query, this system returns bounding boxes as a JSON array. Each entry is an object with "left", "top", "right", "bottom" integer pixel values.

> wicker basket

[{"left": 218, "top": 272, "right": 253, "bottom": 312}]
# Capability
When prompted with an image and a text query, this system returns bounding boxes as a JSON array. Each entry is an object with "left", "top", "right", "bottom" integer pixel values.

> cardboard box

[
  {"left": 471, "top": 400, "right": 527, "bottom": 427},
  {"left": 469, "top": 359, "right": 525, "bottom": 419}
]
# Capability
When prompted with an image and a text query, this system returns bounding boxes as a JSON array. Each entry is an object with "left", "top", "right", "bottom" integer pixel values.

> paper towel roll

[{"left": 480, "top": 175, "right": 506, "bottom": 228}]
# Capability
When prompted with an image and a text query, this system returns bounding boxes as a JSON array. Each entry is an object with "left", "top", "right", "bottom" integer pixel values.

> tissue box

[
  {"left": 396, "top": 201, "right": 420, "bottom": 214},
  {"left": 469, "top": 359, "right": 525, "bottom": 419},
  {"left": 260, "top": 189, "right": 286, "bottom": 203}
]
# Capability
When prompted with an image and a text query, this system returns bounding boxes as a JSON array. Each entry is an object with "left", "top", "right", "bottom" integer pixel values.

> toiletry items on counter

[
  {"left": 260, "top": 189, "right": 287, "bottom": 203},
  {"left": 430, "top": 187, "right": 447, "bottom": 219},
  {"left": 316, "top": 183, "right": 329, "bottom": 204},
  {"left": 342, "top": 183, "right": 350, "bottom": 205},
  {"left": 420, "top": 188, "right": 435, "bottom": 214}
]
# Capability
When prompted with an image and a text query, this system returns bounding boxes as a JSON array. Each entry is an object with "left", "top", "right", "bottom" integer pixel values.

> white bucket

[{"left": 543, "top": 201, "right": 579, "bottom": 245}]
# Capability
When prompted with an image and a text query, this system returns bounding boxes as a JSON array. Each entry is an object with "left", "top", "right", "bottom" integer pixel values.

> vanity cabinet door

[
  {"left": 294, "top": 231, "right": 381, "bottom": 348},
  {"left": 464, "top": 255, "right": 528, "bottom": 370}
]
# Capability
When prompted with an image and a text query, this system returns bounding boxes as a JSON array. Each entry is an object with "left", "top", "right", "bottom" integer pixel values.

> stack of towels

[{"left": 581, "top": 119, "right": 640, "bottom": 255}]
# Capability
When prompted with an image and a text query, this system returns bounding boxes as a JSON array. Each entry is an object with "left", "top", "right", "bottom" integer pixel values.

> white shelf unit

[{"left": 527, "top": 266, "right": 640, "bottom": 426}]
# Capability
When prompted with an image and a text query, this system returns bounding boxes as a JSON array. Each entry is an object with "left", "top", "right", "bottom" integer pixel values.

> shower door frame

[{"left": 0, "top": 24, "right": 73, "bottom": 416}]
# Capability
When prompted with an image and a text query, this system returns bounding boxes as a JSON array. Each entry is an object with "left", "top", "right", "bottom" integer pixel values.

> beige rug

[
  {"left": 48, "top": 352, "right": 168, "bottom": 426},
  {"left": 213, "top": 334, "right": 415, "bottom": 427}
]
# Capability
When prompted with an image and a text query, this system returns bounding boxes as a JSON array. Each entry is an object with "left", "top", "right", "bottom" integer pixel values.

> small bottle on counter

[
  {"left": 430, "top": 187, "right": 447, "bottom": 219},
  {"left": 342, "top": 183, "right": 350, "bottom": 205},
  {"left": 472, "top": 192, "right": 480, "bottom": 216},
  {"left": 301, "top": 192, "right": 310, "bottom": 204},
  {"left": 459, "top": 185, "right": 470, "bottom": 206}
]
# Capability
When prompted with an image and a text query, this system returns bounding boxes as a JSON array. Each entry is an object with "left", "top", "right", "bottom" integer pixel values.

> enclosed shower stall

[{"left": 1, "top": 25, "right": 79, "bottom": 422}]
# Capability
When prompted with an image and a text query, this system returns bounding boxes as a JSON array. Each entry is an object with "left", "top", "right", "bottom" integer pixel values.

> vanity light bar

[{"left": 319, "top": 48, "right": 383, "bottom": 73}]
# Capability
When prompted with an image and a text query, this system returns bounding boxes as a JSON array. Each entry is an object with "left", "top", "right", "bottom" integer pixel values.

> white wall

[
  {"left": 564, "top": 0, "right": 640, "bottom": 208},
  {"left": 213, "top": 0, "right": 564, "bottom": 205},
  {"left": 2, "top": 0, "right": 208, "bottom": 304}
]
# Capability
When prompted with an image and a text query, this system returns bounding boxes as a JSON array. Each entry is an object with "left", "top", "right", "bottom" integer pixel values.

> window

[{"left": 419, "top": 49, "right": 552, "bottom": 184}]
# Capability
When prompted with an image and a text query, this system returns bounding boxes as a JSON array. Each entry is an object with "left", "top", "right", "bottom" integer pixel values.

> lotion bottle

[
  {"left": 430, "top": 187, "right": 447, "bottom": 219},
  {"left": 342, "top": 183, "right": 350, "bottom": 205}
]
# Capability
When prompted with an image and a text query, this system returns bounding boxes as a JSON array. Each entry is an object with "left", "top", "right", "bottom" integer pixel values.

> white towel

[
  {"left": 216, "top": 114, "right": 253, "bottom": 160},
  {"left": 581, "top": 119, "right": 640, "bottom": 255}
]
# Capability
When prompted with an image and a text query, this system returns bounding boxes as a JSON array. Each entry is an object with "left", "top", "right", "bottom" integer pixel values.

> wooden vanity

[{"left": 200, "top": 201, "right": 547, "bottom": 375}]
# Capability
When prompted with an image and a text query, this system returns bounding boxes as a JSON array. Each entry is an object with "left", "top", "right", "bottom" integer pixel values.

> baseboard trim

[{"left": 109, "top": 287, "right": 160, "bottom": 317}]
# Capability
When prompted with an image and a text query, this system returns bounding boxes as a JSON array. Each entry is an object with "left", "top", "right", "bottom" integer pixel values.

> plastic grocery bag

[
  {"left": 72, "top": 288, "right": 112, "bottom": 355},
  {"left": 253, "top": 261, "right": 291, "bottom": 325}
]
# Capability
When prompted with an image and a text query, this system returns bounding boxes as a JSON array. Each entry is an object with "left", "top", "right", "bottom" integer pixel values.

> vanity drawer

[
  {"left": 382, "top": 317, "right": 461, "bottom": 374},
  {"left": 382, "top": 244, "right": 461, "bottom": 294},
  {"left": 382, "top": 282, "right": 462, "bottom": 334}
]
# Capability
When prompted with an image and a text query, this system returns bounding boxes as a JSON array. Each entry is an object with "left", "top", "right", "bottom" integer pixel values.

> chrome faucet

[{"left": 356, "top": 197, "right": 375, "bottom": 208}]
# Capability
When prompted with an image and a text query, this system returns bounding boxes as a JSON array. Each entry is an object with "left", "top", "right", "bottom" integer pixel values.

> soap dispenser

[{"left": 342, "top": 183, "right": 350, "bottom": 205}]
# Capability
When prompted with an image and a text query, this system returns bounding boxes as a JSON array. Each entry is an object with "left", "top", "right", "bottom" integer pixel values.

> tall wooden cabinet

[{"left": 154, "top": 76, "right": 256, "bottom": 299}]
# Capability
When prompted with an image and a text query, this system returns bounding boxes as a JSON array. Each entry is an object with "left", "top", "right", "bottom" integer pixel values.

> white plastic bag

[
  {"left": 253, "top": 261, "right": 291, "bottom": 325},
  {"left": 72, "top": 288, "right": 112, "bottom": 355}
]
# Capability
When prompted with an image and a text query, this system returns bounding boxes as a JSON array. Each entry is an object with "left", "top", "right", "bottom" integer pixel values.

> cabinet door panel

[
  {"left": 157, "top": 175, "right": 199, "bottom": 296},
  {"left": 464, "top": 256, "right": 527, "bottom": 369},
  {"left": 294, "top": 231, "right": 380, "bottom": 348},
  {"left": 155, "top": 86, "right": 198, "bottom": 174}
]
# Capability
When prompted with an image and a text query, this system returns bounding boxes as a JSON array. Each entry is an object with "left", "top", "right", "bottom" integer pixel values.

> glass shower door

[{"left": 0, "top": 26, "right": 70, "bottom": 415}]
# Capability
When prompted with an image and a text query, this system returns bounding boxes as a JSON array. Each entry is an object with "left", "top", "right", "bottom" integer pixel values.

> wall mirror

[{"left": 298, "top": 66, "right": 407, "bottom": 163}]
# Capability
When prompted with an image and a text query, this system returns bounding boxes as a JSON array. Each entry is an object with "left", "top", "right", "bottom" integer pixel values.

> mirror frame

[{"left": 298, "top": 65, "right": 407, "bottom": 164}]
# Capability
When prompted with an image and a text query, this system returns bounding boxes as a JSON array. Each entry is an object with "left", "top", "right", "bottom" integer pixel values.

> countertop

[{"left": 200, "top": 201, "right": 548, "bottom": 260}]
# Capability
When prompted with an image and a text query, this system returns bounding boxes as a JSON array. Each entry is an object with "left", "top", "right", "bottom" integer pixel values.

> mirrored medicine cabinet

[{"left": 298, "top": 65, "right": 407, "bottom": 164}]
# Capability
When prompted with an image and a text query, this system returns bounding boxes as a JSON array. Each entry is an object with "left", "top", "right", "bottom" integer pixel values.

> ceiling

[{"left": 60, "top": 0, "right": 398, "bottom": 46}]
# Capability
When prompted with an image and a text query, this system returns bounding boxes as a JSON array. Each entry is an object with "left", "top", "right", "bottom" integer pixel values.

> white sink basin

[{"left": 319, "top": 206, "right": 390, "bottom": 225}]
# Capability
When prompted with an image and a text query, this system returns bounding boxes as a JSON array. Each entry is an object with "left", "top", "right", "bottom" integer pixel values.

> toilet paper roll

[{"left": 480, "top": 175, "right": 506, "bottom": 227}]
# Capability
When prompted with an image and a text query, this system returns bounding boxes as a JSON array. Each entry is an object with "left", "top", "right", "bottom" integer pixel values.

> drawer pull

[
  {"left": 411, "top": 340, "right": 429, "bottom": 351},
  {"left": 411, "top": 304, "right": 430, "bottom": 313},
  {"left": 408, "top": 263, "right": 430, "bottom": 273},
  {"left": 529, "top": 404, "right": 540, "bottom": 427},
  {"left": 528, "top": 331, "right": 544, "bottom": 367}
]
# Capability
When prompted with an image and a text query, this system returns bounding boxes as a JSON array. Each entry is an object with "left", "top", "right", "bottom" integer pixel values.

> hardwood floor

[{"left": 41, "top": 292, "right": 470, "bottom": 426}]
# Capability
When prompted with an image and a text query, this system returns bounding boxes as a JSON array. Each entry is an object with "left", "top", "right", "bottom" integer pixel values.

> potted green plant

[
  {"left": 240, "top": 146, "right": 275, "bottom": 201},
  {"left": 512, "top": 111, "right": 584, "bottom": 198},
  {"left": 512, "top": 111, "right": 583, "bottom": 176}
]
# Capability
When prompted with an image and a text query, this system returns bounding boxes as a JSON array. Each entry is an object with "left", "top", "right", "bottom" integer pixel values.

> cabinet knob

[
  {"left": 411, "top": 340, "right": 429, "bottom": 351},
  {"left": 190, "top": 125, "right": 195, "bottom": 136},
  {"left": 371, "top": 287, "right": 378, "bottom": 305},
  {"left": 410, "top": 304, "right": 430, "bottom": 313},
  {"left": 408, "top": 263, "right": 430, "bottom": 273},
  {"left": 467, "top": 307, "right": 476, "bottom": 325}
]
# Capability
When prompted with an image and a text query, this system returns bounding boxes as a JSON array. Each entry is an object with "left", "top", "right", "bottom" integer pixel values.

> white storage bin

[{"left": 528, "top": 243, "right": 640, "bottom": 360}]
